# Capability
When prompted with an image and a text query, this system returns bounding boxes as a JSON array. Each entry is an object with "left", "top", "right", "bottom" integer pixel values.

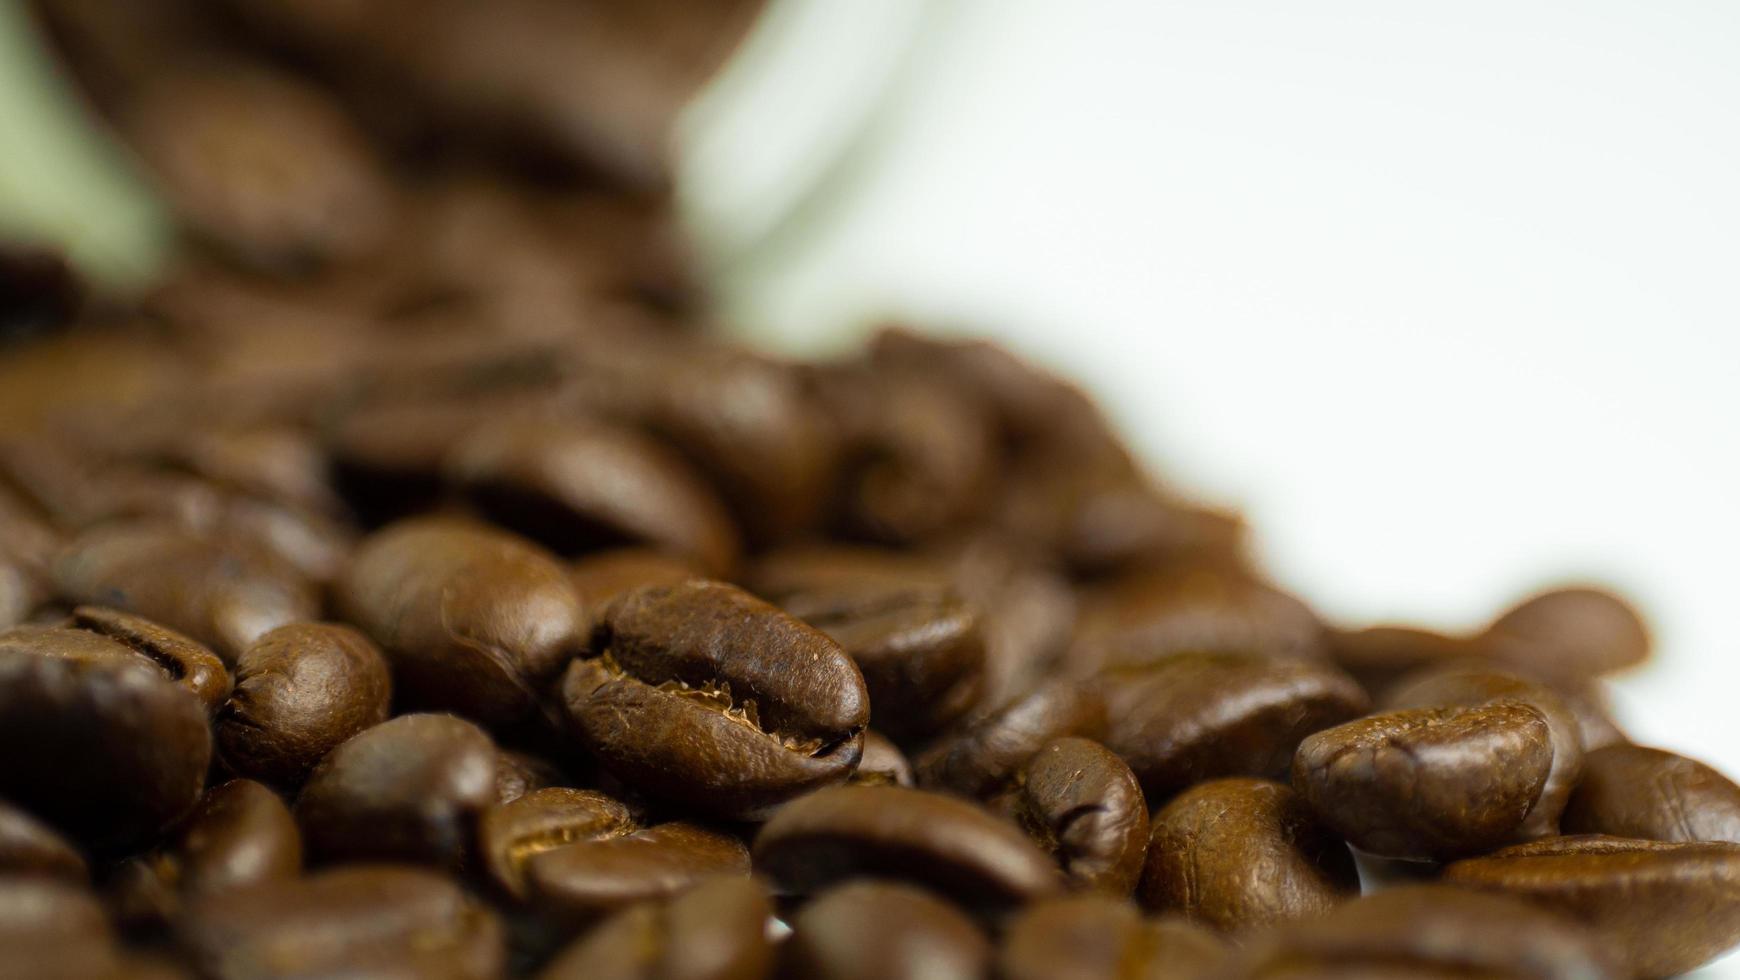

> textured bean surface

[
  {"left": 1562, "top": 743, "right": 1740, "bottom": 844},
  {"left": 996, "top": 736, "right": 1149, "bottom": 895}
]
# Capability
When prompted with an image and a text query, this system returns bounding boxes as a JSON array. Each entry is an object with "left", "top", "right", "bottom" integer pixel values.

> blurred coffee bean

[
  {"left": 1443, "top": 835, "right": 1740, "bottom": 978},
  {"left": 779, "top": 880, "right": 990, "bottom": 980},
  {"left": 1325, "top": 625, "right": 1482, "bottom": 700},
  {"left": 0, "top": 875, "right": 116, "bottom": 968},
  {"left": 0, "top": 800, "right": 87, "bottom": 881},
  {"left": 1482, "top": 585, "right": 1651, "bottom": 679},
  {"left": 326, "top": 400, "right": 482, "bottom": 525},
  {"left": 570, "top": 548, "right": 703, "bottom": 621},
  {"left": 53, "top": 521, "right": 318, "bottom": 662},
  {"left": 178, "top": 865, "right": 505, "bottom": 980},
  {"left": 215, "top": 622, "right": 392, "bottom": 788},
  {"left": 563, "top": 581, "right": 867, "bottom": 818},
  {"left": 536, "top": 875, "right": 774, "bottom": 980},
  {"left": 336, "top": 517, "right": 585, "bottom": 726},
  {"left": 754, "top": 784, "right": 1062, "bottom": 915},
  {"left": 1384, "top": 663, "right": 1584, "bottom": 839},
  {"left": 1549, "top": 679, "right": 1629, "bottom": 752},
  {"left": 2, "top": 606, "right": 229, "bottom": 713},
  {"left": 295, "top": 713, "right": 498, "bottom": 870},
  {"left": 916, "top": 680, "right": 1107, "bottom": 798},
  {"left": 1292, "top": 701, "right": 1553, "bottom": 861},
  {"left": 447, "top": 417, "right": 740, "bottom": 575},
  {"left": 0, "top": 651, "right": 209, "bottom": 850},
  {"left": 1099, "top": 653, "right": 1367, "bottom": 801},
  {"left": 854, "top": 730, "right": 914, "bottom": 787},
  {"left": 1563, "top": 743, "right": 1740, "bottom": 844},
  {"left": 1139, "top": 778, "right": 1355, "bottom": 932},
  {"left": 999, "top": 895, "right": 1228, "bottom": 980},
  {"left": 994, "top": 737, "right": 1148, "bottom": 896},
  {"left": 494, "top": 750, "right": 567, "bottom": 805}
]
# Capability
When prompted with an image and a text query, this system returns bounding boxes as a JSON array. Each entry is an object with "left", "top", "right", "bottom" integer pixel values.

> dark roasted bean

[
  {"left": 994, "top": 737, "right": 1148, "bottom": 895},
  {"left": 753, "top": 784, "right": 1062, "bottom": 915},
  {"left": 916, "top": 680, "right": 1106, "bottom": 798},
  {"left": 536, "top": 875, "right": 774, "bottom": 980},
  {"left": 0, "top": 606, "right": 230, "bottom": 714},
  {"left": 563, "top": 581, "right": 867, "bottom": 818},
  {"left": 1291, "top": 701, "right": 1553, "bottom": 861},
  {"left": 1139, "top": 778, "right": 1355, "bottom": 932},
  {"left": 0, "top": 799, "right": 86, "bottom": 881},
  {"left": 1481, "top": 586, "right": 1651, "bottom": 679},
  {"left": 1069, "top": 567, "right": 1326, "bottom": 674},
  {"left": 494, "top": 750, "right": 568, "bottom": 805},
  {"left": 216, "top": 622, "right": 392, "bottom": 788},
  {"left": 570, "top": 548, "right": 703, "bottom": 622},
  {"left": 1563, "top": 743, "right": 1740, "bottom": 843},
  {"left": 999, "top": 894, "right": 1228, "bottom": 980},
  {"left": 1325, "top": 625, "right": 1482, "bottom": 700},
  {"left": 854, "top": 730, "right": 914, "bottom": 787},
  {"left": 1443, "top": 835, "right": 1740, "bottom": 978},
  {"left": 296, "top": 713, "right": 498, "bottom": 870},
  {"left": 780, "top": 880, "right": 990, "bottom": 980},
  {"left": 0, "top": 875, "right": 117, "bottom": 970}
]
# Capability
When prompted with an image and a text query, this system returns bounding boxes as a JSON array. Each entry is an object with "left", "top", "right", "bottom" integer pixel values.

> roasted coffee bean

[
  {"left": 0, "top": 651, "right": 210, "bottom": 850},
  {"left": 1291, "top": 701, "right": 1552, "bottom": 861},
  {"left": 779, "top": 880, "right": 990, "bottom": 980},
  {"left": 296, "top": 713, "right": 498, "bottom": 870},
  {"left": 0, "top": 875, "right": 116, "bottom": 967},
  {"left": 1482, "top": 586, "right": 1651, "bottom": 679},
  {"left": 1325, "top": 625, "right": 1481, "bottom": 700},
  {"left": 1226, "top": 884, "right": 1618, "bottom": 980},
  {"left": 854, "top": 730, "right": 914, "bottom": 787},
  {"left": 1563, "top": 743, "right": 1740, "bottom": 843},
  {"left": 563, "top": 581, "right": 867, "bottom": 819},
  {"left": 112, "top": 779, "right": 301, "bottom": 929},
  {"left": 0, "top": 606, "right": 230, "bottom": 713},
  {"left": 479, "top": 787, "right": 750, "bottom": 921},
  {"left": 1550, "top": 679, "right": 1629, "bottom": 752},
  {"left": 748, "top": 545, "right": 951, "bottom": 601},
  {"left": 179, "top": 865, "right": 505, "bottom": 980},
  {"left": 994, "top": 737, "right": 1148, "bottom": 895},
  {"left": 0, "top": 799, "right": 86, "bottom": 881},
  {"left": 1099, "top": 653, "right": 1367, "bottom": 801},
  {"left": 536, "top": 875, "right": 774, "bottom": 980},
  {"left": 1069, "top": 567, "right": 1326, "bottom": 674},
  {"left": 215, "top": 622, "right": 392, "bottom": 788},
  {"left": 53, "top": 522, "right": 317, "bottom": 662},
  {"left": 1139, "top": 778, "right": 1355, "bottom": 932},
  {"left": 779, "top": 582, "right": 985, "bottom": 741},
  {"left": 1385, "top": 664, "right": 1584, "bottom": 839},
  {"left": 1443, "top": 835, "right": 1740, "bottom": 977},
  {"left": 753, "top": 784, "right": 1062, "bottom": 914},
  {"left": 494, "top": 750, "right": 568, "bottom": 805},
  {"left": 570, "top": 548, "right": 702, "bottom": 622},
  {"left": 999, "top": 894, "right": 1228, "bottom": 980},
  {"left": 916, "top": 680, "right": 1107, "bottom": 798},
  {"left": 337, "top": 517, "right": 585, "bottom": 726},
  {"left": 448, "top": 417, "right": 740, "bottom": 575},
  {"left": 326, "top": 400, "right": 482, "bottom": 525}
]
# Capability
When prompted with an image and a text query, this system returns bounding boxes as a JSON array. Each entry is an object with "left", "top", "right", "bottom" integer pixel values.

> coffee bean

[
  {"left": 1139, "top": 778, "right": 1355, "bottom": 932},
  {"left": 327, "top": 400, "right": 481, "bottom": 525},
  {"left": 448, "top": 416, "right": 740, "bottom": 575},
  {"left": 915, "top": 680, "right": 1107, "bottom": 798},
  {"left": 854, "top": 730, "right": 914, "bottom": 787},
  {"left": 536, "top": 875, "right": 774, "bottom": 980},
  {"left": 178, "top": 865, "right": 504, "bottom": 980},
  {"left": 336, "top": 517, "right": 585, "bottom": 726},
  {"left": 1443, "top": 835, "right": 1740, "bottom": 977},
  {"left": 999, "top": 894, "right": 1228, "bottom": 980},
  {"left": 0, "top": 800, "right": 86, "bottom": 881},
  {"left": 0, "top": 651, "right": 210, "bottom": 850},
  {"left": 779, "top": 881, "right": 990, "bottom": 980},
  {"left": 1325, "top": 625, "right": 1481, "bottom": 700},
  {"left": 570, "top": 548, "right": 702, "bottom": 622},
  {"left": 1226, "top": 884, "right": 1618, "bottom": 979},
  {"left": 748, "top": 545, "right": 951, "bottom": 602},
  {"left": 0, "top": 875, "right": 115, "bottom": 967},
  {"left": 1482, "top": 586, "right": 1650, "bottom": 679},
  {"left": 296, "top": 713, "right": 498, "bottom": 870},
  {"left": 1550, "top": 678, "right": 1629, "bottom": 752},
  {"left": 994, "top": 737, "right": 1148, "bottom": 896},
  {"left": 1563, "top": 743, "right": 1740, "bottom": 843},
  {"left": 753, "top": 784, "right": 1062, "bottom": 915},
  {"left": 1384, "top": 664, "right": 1584, "bottom": 839},
  {"left": 1100, "top": 653, "right": 1368, "bottom": 801},
  {"left": 1291, "top": 701, "right": 1552, "bottom": 861},
  {"left": 216, "top": 622, "right": 392, "bottom": 788},
  {"left": 477, "top": 787, "right": 636, "bottom": 902},
  {"left": 1069, "top": 567, "right": 1326, "bottom": 674},
  {"left": 53, "top": 522, "right": 317, "bottom": 662},
  {"left": 563, "top": 581, "right": 867, "bottom": 818},
  {"left": 494, "top": 750, "right": 568, "bottom": 805},
  {"left": 0, "top": 606, "right": 230, "bottom": 714}
]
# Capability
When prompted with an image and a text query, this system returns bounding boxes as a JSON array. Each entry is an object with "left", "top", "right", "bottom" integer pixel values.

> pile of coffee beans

[{"left": 4, "top": 2, "right": 1739, "bottom": 977}]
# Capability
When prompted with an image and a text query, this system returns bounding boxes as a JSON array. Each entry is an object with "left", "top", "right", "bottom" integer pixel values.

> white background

[{"left": 697, "top": 4, "right": 1740, "bottom": 972}]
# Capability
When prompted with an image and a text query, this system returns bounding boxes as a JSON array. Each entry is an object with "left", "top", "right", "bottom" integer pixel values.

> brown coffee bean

[
  {"left": 0, "top": 606, "right": 230, "bottom": 714},
  {"left": 753, "top": 784, "right": 1062, "bottom": 915},
  {"left": 536, "top": 875, "right": 774, "bottom": 980},
  {"left": 0, "top": 652, "right": 210, "bottom": 850},
  {"left": 1385, "top": 664, "right": 1584, "bottom": 839},
  {"left": 326, "top": 400, "right": 481, "bottom": 525},
  {"left": 1069, "top": 567, "right": 1326, "bottom": 674},
  {"left": 1325, "top": 625, "right": 1482, "bottom": 699},
  {"left": 494, "top": 750, "right": 568, "bottom": 805},
  {"left": 915, "top": 680, "right": 1107, "bottom": 798},
  {"left": 0, "top": 799, "right": 86, "bottom": 881},
  {"left": 296, "top": 713, "right": 498, "bottom": 870},
  {"left": 748, "top": 545, "right": 951, "bottom": 602},
  {"left": 854, "top": 730, "right": 914, "bottom": 787},
  {"left": 1550, "top": 678, "right": 1629, "bottom": 752},
  {"left": 478, "top": 787, "right": 636, "bottom": 902},
  {"left": 570, "top": 548, "right": 702, "bottom": 620},
  {"left": 1139, "top": 778, "right": 1355, "bottom": 932},
  {"left": 53, "top": 522, "right": 317, "bottom": 662},
  {"left": 1100, "top": 653, "right": 1368, "bottom": 801},
  {"left": 999, "top": 895, "right": 1228, "bottom": 980},
  {"left": 1482, "top": 586, "right": 1650, "bottom": 679},
  {"left": 178, "top": 865, "right": 504, "bottom": 980},
  {"left": 216, "top": 622, "right": 392, "bottom": 788},
  {"left": 780, "top": 880, "right": 990, "bottom": 980},
  {"left": 995, "top": 737, "right": 1148, "bottom": 896},
  {"left": 1563, "top": 743, "right": 1740, "bottom": 843},
  {"left": 1226, "top": 884, "right": 1618, "bottom": 980},
  {"left": 1444, "top": 835, "right": 1740, "bottom": 977},
  {"left": 563, "top": 581, "right": 867, "bottom": 819},
  {"left": 0, "top": 875, "right": 114, "bottom": 962},
  {"left": 1291, "top": 701, "right": 1553, "bottom": 861},
  {"left": 336, "top": 517, "right": 585, "bottom": 726}
]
